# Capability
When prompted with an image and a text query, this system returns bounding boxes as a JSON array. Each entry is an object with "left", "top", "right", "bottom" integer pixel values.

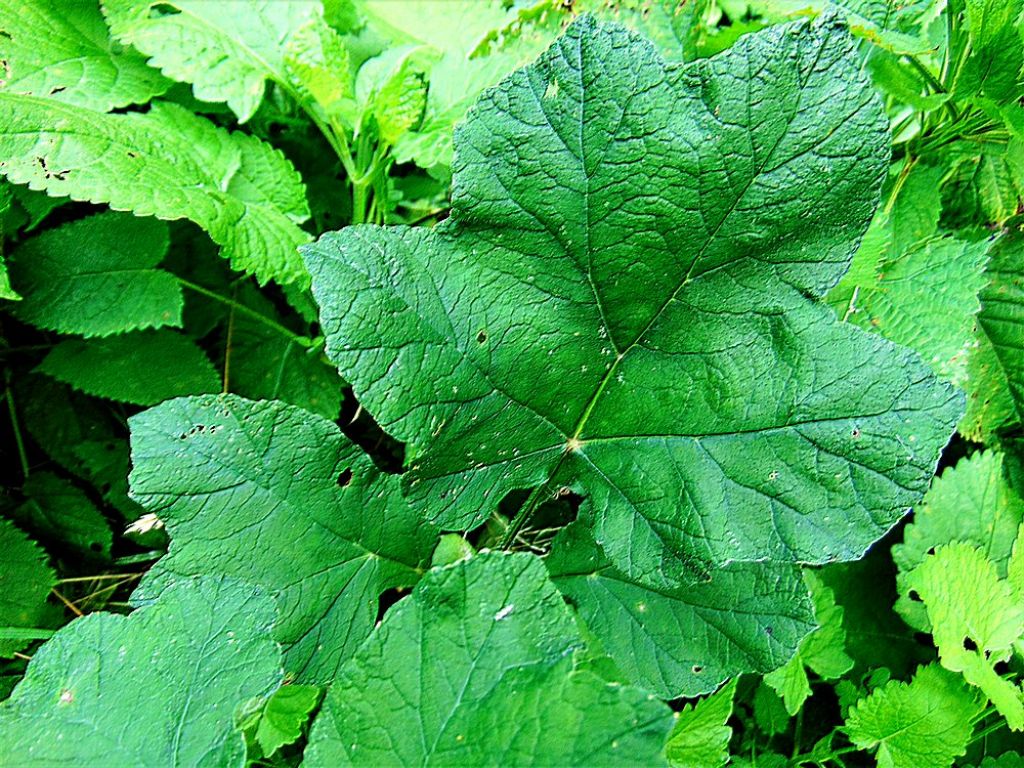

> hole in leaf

[
  {"left": 908, "top": 590, "right": 922, "bottom": 603},
  {"left": 691, "top": 665, "right": 703, "bottom": 674},
  {"left": 476, "top": 330, "right": 488, "bottom": 344},
  {"left": 48, "top": 86, "right": 66, "bottom": 95},
  {"left": 963, "top": 637, "right": 978, "bottom": 652},
  {"left": 337, "top": 468, "right": 353, "bottom": 488},
  {"left": 149, "top": 3, "right": 181, "bottom": 18}
]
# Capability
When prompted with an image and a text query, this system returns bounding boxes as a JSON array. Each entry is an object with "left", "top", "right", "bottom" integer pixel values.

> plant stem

[
  {"left": 175, "top": 278, "right": 313, "bottom": 349},
  {"left": 499, "top": 481, "right": 554, "bottom": 549},
  {"left": 4, "top": 371, "right": 30, "bottom": 480},
  {"left": 904, "top": 55, "right": 960, "bottom": 122}
]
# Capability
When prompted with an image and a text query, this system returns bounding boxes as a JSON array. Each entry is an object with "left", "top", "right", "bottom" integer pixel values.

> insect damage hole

[
  {"left": 476, "top": 329, "right": 488, "bottom": 344},
  {"left": 337, "top": 468, "right": 353, "bottom": 488}
]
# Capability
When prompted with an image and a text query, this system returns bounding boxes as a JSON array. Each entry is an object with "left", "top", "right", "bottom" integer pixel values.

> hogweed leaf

[
  {"left": 546, "top": 522, "right": 815, "bottom": 698},
  {"left": 128, "top": 395, "right": 437, "bottom": 682},
  {"left": 0, "top": 0, "right": 169, "bottom": 111},
  {"left": 8, "top": 212, "right": 182, "bottom": 337},
  {"left": 304, "top": 15, "right": 961, "bottom": 588},
  {"left": 303, "top": 552, "right": 674, "bottom": 766},
  {"left": 0, "top": 577, "right": 283, "bottom": 768},
  {"left": 0, "top": 97, "right": 311, "bottom": 285}
]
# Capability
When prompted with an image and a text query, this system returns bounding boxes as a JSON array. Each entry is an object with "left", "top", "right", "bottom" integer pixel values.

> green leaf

[
  {"left": 304, "top": 16, "right": 960, "bottom": 588},
  {"left": 546, "top": 522, "right": 815, "bottom": 698},
  {"left": 8, "top": 211, "right": 182, "bottom": 337},
  {"left": 226, "top": 288, "right": 343, "bottom": 420},
  {"left": 845, "top": 663, "right": 984, "bottom": 768},
  {"left": 255, "top": 684, "right": 321, "bottom": 757},
  {"left": 894, "top": 451, "right": 1024, "bottom": 631},
  {"left": 908, "top": 543, "right": 1024, "bottom": 730},
  {"left": 764, "top": 570, "right": 853, "bottom": 714},
  {"left": 39, "top": 329, "right": 219, "bottom": 406},
  {"left": 0, "top": 576, "right": 283, "bottom": 767},
  {"left": 665, "top": 679, "right": 736, "bottom": 768},
  {"left": 963, "top": 230, "right": 1024, "bottom": 439},
  {"left": 957, "top": 0, "right": 1024, "bottom": 104},
  {"left": 843, "top": 235, "right": 990, "bottom": 385},
  {"left": 128, "top": 395, "right": 437, "bottom": 681},
  {"left": 370, "top": 52, "right": 427, "bottom": 146},
  {"left": 303, "top": 552, "right": 674, "bottom": 766},
  {"left": 0, "top": 518, "right": 56, "bottom": 659},
  {"left": 284, "top": 20, "right": 355, "bottom": 120},
  {"left": 0, "top": 0, "right": 170, "bottom": 111},
  {"left": 101, "top": 0, "right": 325, "bottom": 122},
  {"left": 16, "top": 472, "right": 112, "bottom": 558},
  {"left": 0, "top": 97, "right": 311, "bottom": 285}
]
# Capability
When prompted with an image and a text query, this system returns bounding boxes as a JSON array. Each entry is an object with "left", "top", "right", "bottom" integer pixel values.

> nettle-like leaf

[
  {"left": 908, "top": 543, "right": 1024, "bottom": 730},
  {"left": 253, "top": 684, "right": 320, "bottom": 758},
  {"left": 844, "top": 663, "right": 984, "bottom": 768},
  {"left": 0, "top": 518, "right": 56, "bottom": 659},
  {"left": 17, "top": 472, "right": 112, "bottom": 558},
  {"left": 303, "top": 552, "right": 674, "bottom": 766},
  {"left": 128, "top": 395, "right": 437, "bottom": 681},
  {"left": 101, "top": 0, "right": 325, "bottom": 122},
  {"left": 304, "top": 15, "right": 961, "bottom": 589},
  {"left": 0, "top": 98, "right": 311, "bottom": 285},
  {"left": 665, "top": 678, "right": 736, "bottom": 768},
  {"left": 39, "top": 330, "right": 219, "bottom": 407},
  {"left": 546, "top": 522, "right": 815, "bottom": 697},
  {"left": 893, "top": 450, "right": 1024, "bottom": 631},
  {"left": 764, "top": 570, "right": 854, "bottom": 714},
  {"left": 0, "top": 577, "right": 283, "bottom": 767},
  {"left": 8, "top": 211, "right": 183, "bottom": 337},
  {"left": 0, "top": 0, "right": 170, "bottom": 111},
  {"left": 963, "top": 230, "right": 1024, "bottom": 440}
]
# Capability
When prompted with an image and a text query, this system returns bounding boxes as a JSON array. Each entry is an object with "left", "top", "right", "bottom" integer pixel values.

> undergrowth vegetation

[{"left": 0, "top": 1, "right": 1022, "bottom": 766}]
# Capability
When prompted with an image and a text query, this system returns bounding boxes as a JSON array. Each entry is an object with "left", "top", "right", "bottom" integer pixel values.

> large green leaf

[
  {"left": 101, "top": 0, "right": 324, "bottom": 122},
  {"left": 546, "top": 522, "right": 815, "bottom": 697},
  {"left": 303, "top": 552, "right": 673, "bottom": 766},
  {"left": 8, "top": 211, "right": 182, "bottom": 337},
  {"left": 39, "top": 330, "right": 219, "bottom": 406},
  {"left": 304, "top": 15, "right": 960, "bottom": 588},
  {"left": 0, "top": 518, "right": 56, "bottom": 659},
  {"left": 0, "top": 577, "right": 283, "bottom": 767},
  {"left": 0, "top": 97, "right": 311, "bottom": 285},
  {"left": 128, "top": 395, "right": 436, "bottom": 681},
  {"left": 0, "top": 0, "right": 169, "bottom": 111}
]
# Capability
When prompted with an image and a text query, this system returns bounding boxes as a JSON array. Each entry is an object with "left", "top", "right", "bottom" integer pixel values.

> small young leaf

[
  {"left": 845, "top": 664, "right": 984, "bottom": 768},
  {"left": 8, "top": 212, "right": 182, "bottom": 337},
  {"left": 764, "top": 570, "right": 853, "bottom": 714},
  {"left": 547, "top": 522, "right": 815, "bottom": 698},
  {"left": 101, "top": 0, "right": 326, "bottom": 121},
  {"left": 39, "top": 330, "right": 218, "bottom": 406},
  {"left": 284, "top": 21, "right": 355, "bottom": 121},
  {"left": 128, "top": 395, "right": 437, "bottom": 681},
  {"left": 0, "top": 518, "right": 56, "bottom": 659},
  {"left": 304, "top": 15, "right": 959, "bottom": 589},
  {"left": 665, "top": 679, "right": 736, "bottom": 768},
  {"left": 908, "top": 543, "right": 1024, "bottom": 730},
  {"left": 255, "top": 684, "right": 321, "bottom": 757},
  {"left": 303, "top": 552, "right": 674, "bottom": 766},
  {"left": 0, "top": 577, "right": 283, "bottom": 767},
  {"left": 894, "top": 451, "right": 1024, "bottom": 630},
  {"left": 0, "top": 97, "right": 311, "bottom": 285},
  {"left": 0, "top": 0, "right": 169, "bottom": 111}
]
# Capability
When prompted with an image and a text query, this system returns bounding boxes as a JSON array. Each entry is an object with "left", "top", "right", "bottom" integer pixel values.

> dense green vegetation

[{"left": 0, "top": 1, "right": 1022, "bottom": 765}]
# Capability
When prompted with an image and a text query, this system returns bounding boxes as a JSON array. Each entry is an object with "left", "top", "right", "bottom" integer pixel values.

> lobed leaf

[
  {"left": 304, "top": 15, "right": 960, "bottom": 588},
  {"left": 0, "top": 97, "right": 311, "bottom": 285},
  {"left": 303, "top": 552, "right": 674, "bottom": 766},
  {"left": 128, "top": 395, "right": 437, "bottom": 681},
  {"left": 0, "top": 577, "right": 283, "bottom": 767}
]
